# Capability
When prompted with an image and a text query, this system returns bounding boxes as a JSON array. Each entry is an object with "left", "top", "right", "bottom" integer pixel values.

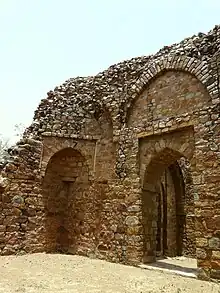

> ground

[{"left": 0, "top": 253, "right": 219, "bottom": 293}]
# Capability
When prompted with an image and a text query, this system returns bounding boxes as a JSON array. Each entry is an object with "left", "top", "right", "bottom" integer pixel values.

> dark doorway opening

[
  {"left": 155, "top": 163, "right": 185, "bottom": 259},
  {"left": 142, "top": 148, "right": 191, "bottom": 263}
]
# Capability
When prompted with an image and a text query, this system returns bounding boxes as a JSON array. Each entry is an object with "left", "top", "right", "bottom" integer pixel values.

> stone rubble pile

[{"left": 0, "top": 139, "right": 42, "bottom": 181}]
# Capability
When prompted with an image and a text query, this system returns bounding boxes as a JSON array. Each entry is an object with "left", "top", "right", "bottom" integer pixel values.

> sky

[{"left": 0, "top": 0, "right": 220, "bottom": 141}]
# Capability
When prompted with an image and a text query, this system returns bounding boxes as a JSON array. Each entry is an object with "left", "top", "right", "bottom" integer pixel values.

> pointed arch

[
  {"left": 139, "top": 127, "right": 195, "bottom": 188},
  {"left": 141, "top": 145, "right": 195, "bottom": 262},
  {"left": 40, "top": 137, "right": 95, "bottom": 178},
  {"left": 126, "top": 55, "right": 218, "bottom": 123}
]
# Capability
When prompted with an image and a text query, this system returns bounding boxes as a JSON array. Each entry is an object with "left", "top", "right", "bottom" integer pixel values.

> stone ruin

[{"left": 0, "top": 24, "right": 220, "bottom": 281}]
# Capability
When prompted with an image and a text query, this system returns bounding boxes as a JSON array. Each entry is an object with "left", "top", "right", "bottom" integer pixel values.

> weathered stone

[
  {"left": 0, "top": 24, "right": 220, "bottom": 281},
  {"left": 0, "top": 225, "right": 6, "bottom": 232},
  {"left": 209, "top": 237, "right": 220, "bottom": 249},
  {"left": 97, "top": 244, "right": 108, "bottom": 251},
  {"left": 127, "top": 205, "right": 141, "bottom": 212},
  {"left": 196, "top": 248, "right": 207, "bottom": 259},
  {"left": 125, "top": 216, "right": 139, "bottom": 226},
  {"left": 196, "top": 238, "right": 208, "bottom": 248},
  {"left": 212, "top": 251, "right": 220, "bottom": 260},
  {"left": 0, "top": 176, "right": 8, "bottom": 191},
  {"left": 12, "top": 195, "right": 24, "bottom": 207},
  {"left": 126, "top": 226, "right": 141, "bottom": 235},
  {"left": 210, "top": 269, "right": 220, "bottom": 280}
]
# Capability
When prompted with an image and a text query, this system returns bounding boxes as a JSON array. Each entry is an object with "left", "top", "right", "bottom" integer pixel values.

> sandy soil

[{"left": 0, "top": 253, "right": 219, "bottom": 293}]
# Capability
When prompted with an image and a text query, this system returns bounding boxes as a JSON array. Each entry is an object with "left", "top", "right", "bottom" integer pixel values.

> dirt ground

[{"left": 0, "top": 253, "right": 219, "bottom": 293}]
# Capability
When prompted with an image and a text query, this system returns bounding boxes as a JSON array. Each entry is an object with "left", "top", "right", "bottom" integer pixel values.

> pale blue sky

[{"left": 0, "top": 0, "right": 220, "bottom": 140}]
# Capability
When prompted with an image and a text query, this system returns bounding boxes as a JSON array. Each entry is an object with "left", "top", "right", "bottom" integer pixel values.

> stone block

[
  {"left": 125, "top": 216, "right": 139, "bottom": 226},
  {"left": 196, "top": 248, "right": 207, "bottom": 259},
  {"left": 209, "top": 237, "right": 220, "bottom": 249},
  {"left": 196, "top": 237, "right": 208, "bottom": 248},
  {"left": 212, "top": 251, "right": 220, "bottom": 260}
]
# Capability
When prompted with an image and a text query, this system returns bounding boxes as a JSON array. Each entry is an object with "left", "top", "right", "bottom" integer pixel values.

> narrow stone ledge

[{"left": 42, "top": 132, "right": 100, "bottom": 141}]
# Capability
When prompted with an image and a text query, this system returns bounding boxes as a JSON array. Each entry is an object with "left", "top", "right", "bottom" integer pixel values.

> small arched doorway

[
  {"left": 142, "top": 147, "right": 194, "bottom": 263},
  {"left": 42, "top": 147, "right": 90, "bottom": 253}
]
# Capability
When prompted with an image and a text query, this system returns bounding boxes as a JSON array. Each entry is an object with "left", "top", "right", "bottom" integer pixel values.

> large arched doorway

[
  {"left": 142, "top": 148, "right": 195, "bottom": 263},
  {"left": 42, "top": 147, "right": 90, "bottom": 253}
]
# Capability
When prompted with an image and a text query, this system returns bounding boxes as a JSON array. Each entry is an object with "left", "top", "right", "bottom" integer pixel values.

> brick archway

[
  {"left": 42, "top": 147, "right": 90, "bottom": 253},
  {"left": 142, "top": 147, "right": 192, "bottom": 263},
  {"left": 125, "top": 55, "right": 217, "bottom": 125},
  {"left": 40, "top": 137, "right": 95, "bottom": 178}
]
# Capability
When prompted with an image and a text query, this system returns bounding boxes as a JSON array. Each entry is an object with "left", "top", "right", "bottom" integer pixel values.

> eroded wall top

[{"left": 23, "top": 25, "right": 220, "bottom": 140}]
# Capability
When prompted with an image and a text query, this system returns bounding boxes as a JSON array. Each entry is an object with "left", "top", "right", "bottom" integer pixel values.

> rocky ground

[{"left": 0, "top": 253, "right": 219, "bottom": 293}]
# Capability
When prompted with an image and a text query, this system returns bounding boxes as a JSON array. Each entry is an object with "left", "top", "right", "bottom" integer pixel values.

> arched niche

[{"left": 42, "top": 147, "right": 90, "bottom": 253}]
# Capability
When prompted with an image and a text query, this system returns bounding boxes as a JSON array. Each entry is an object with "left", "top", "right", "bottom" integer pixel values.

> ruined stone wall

[
  {"left": 0, "top": 25, "right": 220, "bottom": 280},
  {"left": 128, "top": 66, "right": 220, "bottom": 280},
  {"left": 0, "top": 139, "right": 42, "bottom": 255},
  {"left": 178, "top": 157, "right": 196, "bottom": 257}
]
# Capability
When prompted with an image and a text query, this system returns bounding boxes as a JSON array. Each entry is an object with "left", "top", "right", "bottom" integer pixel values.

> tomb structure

[{"left": 0, "top": 25, "right": 220, "bottom": 281}]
